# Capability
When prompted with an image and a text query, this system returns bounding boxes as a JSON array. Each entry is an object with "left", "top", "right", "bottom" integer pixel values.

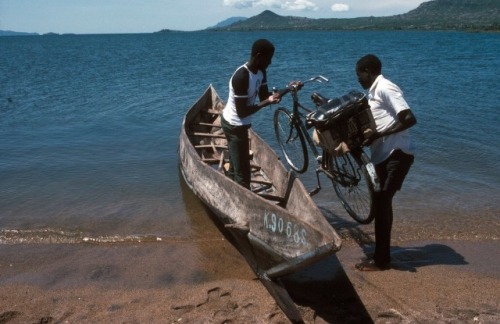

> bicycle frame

[
  {"left": 274, "top": 76, "right": 379, "bottom": 223},
  {"left": 287, "top": 89, "right": 322, "bottom": 164},
  {"left": 277, "top": 76, "right": 380, "bottom": 196},
  {"left": 284, "top": 82, "right": 351, "bottom": 196}
]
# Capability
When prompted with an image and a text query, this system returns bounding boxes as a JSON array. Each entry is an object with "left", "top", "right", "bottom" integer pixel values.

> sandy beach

[
  {"left": 0, "top": 233, "right": 498, "bottom": 323},
  {"left": 2, "top": 28, "right": 500, "bottom": 324}
]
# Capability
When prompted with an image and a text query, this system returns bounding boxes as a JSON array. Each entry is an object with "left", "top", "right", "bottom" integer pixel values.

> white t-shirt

[
  {"left": 368, "top": 75, "right": 415, "bottom": 164},
  {"left": 223, "top": 63, "right": 265, "bottom": 126}
]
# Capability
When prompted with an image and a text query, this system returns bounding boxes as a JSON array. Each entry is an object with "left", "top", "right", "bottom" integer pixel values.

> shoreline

[{"left": 0, "top": 237, "right": 498, "bottom": 323}]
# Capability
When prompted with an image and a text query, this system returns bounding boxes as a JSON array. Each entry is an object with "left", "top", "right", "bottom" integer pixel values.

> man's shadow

[
  {"left": 322, "top": 206, "right": 469, "bottom": 273},
  {"left": 384, "top": 244, "right": 468, "bottom": 272}
]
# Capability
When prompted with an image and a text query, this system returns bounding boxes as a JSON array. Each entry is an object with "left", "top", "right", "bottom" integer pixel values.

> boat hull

[{"left": 178, "top": 85, "right": 342, "bottom": 322}]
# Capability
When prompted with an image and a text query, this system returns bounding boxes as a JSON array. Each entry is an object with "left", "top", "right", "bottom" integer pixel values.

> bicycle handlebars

[
  {"left": 303, "top": 75, "right": 329, "bottom": 84},
  {"left": 273, "top": 75, "right": 329, "bottom": 98}
]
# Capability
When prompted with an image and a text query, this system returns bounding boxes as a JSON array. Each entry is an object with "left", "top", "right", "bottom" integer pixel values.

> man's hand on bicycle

[
  {"left": 268, "top": 93, "right": 282, "bottom": 104},
  {"left": 271, "top": 80, "right": 304, "bottom": 102}
]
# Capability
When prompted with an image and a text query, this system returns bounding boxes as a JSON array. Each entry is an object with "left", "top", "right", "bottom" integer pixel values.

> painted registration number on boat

[{"left": 263, "top": 211, "right": 307, "bottom": 246}]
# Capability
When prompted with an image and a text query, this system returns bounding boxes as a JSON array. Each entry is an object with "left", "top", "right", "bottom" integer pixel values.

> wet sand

[{"left": 0, "top": 235, "right": 498, "bottom": 323}]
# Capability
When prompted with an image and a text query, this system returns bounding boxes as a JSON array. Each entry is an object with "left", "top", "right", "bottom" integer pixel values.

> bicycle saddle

[{"left": 307, "top": 90, "right": 369, "bottom": 130}]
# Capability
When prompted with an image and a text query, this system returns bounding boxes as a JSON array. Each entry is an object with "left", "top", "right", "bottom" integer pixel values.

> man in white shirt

[{"left": 354, "top": 54, "right": 417, "bottom": 271}]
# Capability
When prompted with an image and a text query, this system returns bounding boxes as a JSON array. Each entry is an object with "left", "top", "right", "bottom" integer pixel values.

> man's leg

[
  {"left": 222, "top": 117, "right": 236, "bottom": 180},
  {"left": 373, "top": 189, "right": 396, "bottom": 268},
  {"left": 231, "top": 127, "right": 250, "bottom": 188},
  {"left": 221, "top": 118, "right": 251, "bottom": 188},
  {"left": 374, "top": 150, "right": 414, "bottom": 267},
  {"left": 357, "top": 150, "right": 413, "bottom": 271}
]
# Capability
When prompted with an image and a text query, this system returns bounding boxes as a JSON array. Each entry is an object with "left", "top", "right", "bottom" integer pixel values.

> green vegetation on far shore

[{"left": 209, "top": 0, "right": 500, "bottom": 32}]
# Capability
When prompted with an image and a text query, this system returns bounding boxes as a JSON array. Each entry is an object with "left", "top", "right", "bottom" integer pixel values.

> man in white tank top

[
  {"left": 221, "top": 39, "right": 281, "bottom": 189},
  {"left": 354, "top": 54, "right": 417, "bottom": 271}
]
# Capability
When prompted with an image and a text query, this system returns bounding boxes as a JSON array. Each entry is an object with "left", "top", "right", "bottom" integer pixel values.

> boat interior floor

[{"left": 190, "top": 120, "right": 287, "bottom": 207}]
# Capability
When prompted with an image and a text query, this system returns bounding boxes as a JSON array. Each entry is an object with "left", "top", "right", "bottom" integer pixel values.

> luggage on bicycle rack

[{"left": 307, "top": 90, "right": 376, "bottom": 154}]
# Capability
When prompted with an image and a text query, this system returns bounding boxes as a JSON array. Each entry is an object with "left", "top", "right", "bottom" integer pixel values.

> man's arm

[
  {"left": 234, "top": 74, "right": 278, "bottom": 119},
  {"left": 387, "top": 109, "right": 417, "bottom": 135},
  {"left": 258, "top": 70, "right": 272, "bottom": 101},
  {"left": 364, "top": 109, "right": 417, "bottom": 146},
  {"left": 235, "top": 94, "right": 278, "bottom": 119},
  {"left": 235, "top": 97, "right": 262, "bottom": 118}
]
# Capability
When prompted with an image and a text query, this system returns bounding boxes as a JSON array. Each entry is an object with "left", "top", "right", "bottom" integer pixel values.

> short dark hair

[
  {"left": 356, "top": 54, "right": 382, "bottom": 75},
  {"left": 251, "top": 39, "right": 275, "bottom": 57}
]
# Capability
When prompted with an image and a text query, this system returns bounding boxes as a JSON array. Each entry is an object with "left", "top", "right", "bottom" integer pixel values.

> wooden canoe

[{"left": 178, "top": 85, "right": 342, "bottom": 323}]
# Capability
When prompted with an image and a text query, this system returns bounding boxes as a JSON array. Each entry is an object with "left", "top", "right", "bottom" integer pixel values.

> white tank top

[{"left": 223, "top": 64, "right": 264, "bottom": 126}]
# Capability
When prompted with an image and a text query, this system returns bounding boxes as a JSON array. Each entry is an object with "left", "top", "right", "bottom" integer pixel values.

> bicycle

[{"left": 273, "top": 76, "right": 380, "bottom": 224}]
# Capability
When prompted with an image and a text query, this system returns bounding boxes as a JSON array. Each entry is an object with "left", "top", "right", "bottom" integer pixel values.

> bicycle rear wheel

[
  {"left": 274, "top": 107, "right": 308, "bottom": 173},
  {"left": 327, "top": 148, "right": 374, "bottom": 224}
]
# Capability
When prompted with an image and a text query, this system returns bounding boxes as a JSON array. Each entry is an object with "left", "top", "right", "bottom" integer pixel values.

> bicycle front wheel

[
  {"left": 274, "top": 107, "right": 308, "bottom": 173},
  {"left": 328, "top": 149, "right": 374, "bottom": 224}
]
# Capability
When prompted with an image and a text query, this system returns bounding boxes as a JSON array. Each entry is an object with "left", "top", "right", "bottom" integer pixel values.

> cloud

[
  {"left": 223, "top": 0, "right": 319, "bottom": 11},
  {"left": 223, "top": 0, "right": 254, "bottom": 9},
  {"left": 282, "top": 0, "right": 319, "bottom": 11},
  {"left": 330, "top": 3, "right": 349, "bottom": 12}
]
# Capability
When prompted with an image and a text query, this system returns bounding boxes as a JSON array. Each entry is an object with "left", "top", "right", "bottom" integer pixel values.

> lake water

[{"left": 1, "top": 31, "right": 498, "bottom": 245}]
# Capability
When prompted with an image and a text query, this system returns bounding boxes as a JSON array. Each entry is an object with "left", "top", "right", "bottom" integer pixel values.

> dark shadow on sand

[
  {"left": 389, "top": 244, "right": 468, "bottom": 272},
  {"left": 320, "top": 206, "right": 469, "bottom": 273},
  {"left": 283, "top": 256, "right": 374, "bottom": 323},
  {"left": 356, "top": 242, "right": 469, "bottom": 273}
]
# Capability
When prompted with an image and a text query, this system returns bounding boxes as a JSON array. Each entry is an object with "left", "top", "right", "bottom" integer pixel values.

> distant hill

[
  {"left": 210, "top": 0, "right": 500, "bottom": 31},
  {"left": 0, "top": 30, "right": 39, "bottom": 36},
  {"left": 210, "top": 16, "right": 247, "bottom": 29}
]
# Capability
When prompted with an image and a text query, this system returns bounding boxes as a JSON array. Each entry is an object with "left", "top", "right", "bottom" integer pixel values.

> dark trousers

[
  {"left": 221, "top": 116, "right": 251, "bottom": 189},
  {"left": 372, "top": 149, "right": 414, "bottom": 266}
]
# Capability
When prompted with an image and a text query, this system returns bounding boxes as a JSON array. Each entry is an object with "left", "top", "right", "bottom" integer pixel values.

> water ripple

[{"left": 0, "top": 229, "right": 225, "bottom": 245}]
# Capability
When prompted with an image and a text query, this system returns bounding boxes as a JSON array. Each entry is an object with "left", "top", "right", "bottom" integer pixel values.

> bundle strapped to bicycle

[{"left": 306, "top": 90, "right": 376, "bottom": 155}]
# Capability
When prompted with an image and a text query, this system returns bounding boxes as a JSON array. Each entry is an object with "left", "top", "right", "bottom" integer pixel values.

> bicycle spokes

[
  {"left": 327, "top": 152, "right": 374, "bottom": 224},
  {"left": 274, "top": 108, "right": 309, "bottom": 174},
  {"left": 330, "top": 156, "right": 360, "bottom": 187}
]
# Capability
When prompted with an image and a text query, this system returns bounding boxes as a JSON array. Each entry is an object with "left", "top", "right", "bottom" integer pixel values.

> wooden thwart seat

[
  {"left": 192, "top": 132, "right": 226, "bottom": 138},
  {"left": 251, "top": 179, "right": 273, "bottom": 186},
  {"left": 195, "top": 122, "right": 222, "bottom": 128},
  {"left": 195, "top": 144, "right": 228, "bottom": 149},
  {"left": 202, "top": 157, "right": 226, "bottom": 163}
]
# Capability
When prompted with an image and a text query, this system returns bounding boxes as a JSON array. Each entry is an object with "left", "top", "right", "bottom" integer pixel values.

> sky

[{"left": 0, "top": 0, "right": 427, "bottom": 34}]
